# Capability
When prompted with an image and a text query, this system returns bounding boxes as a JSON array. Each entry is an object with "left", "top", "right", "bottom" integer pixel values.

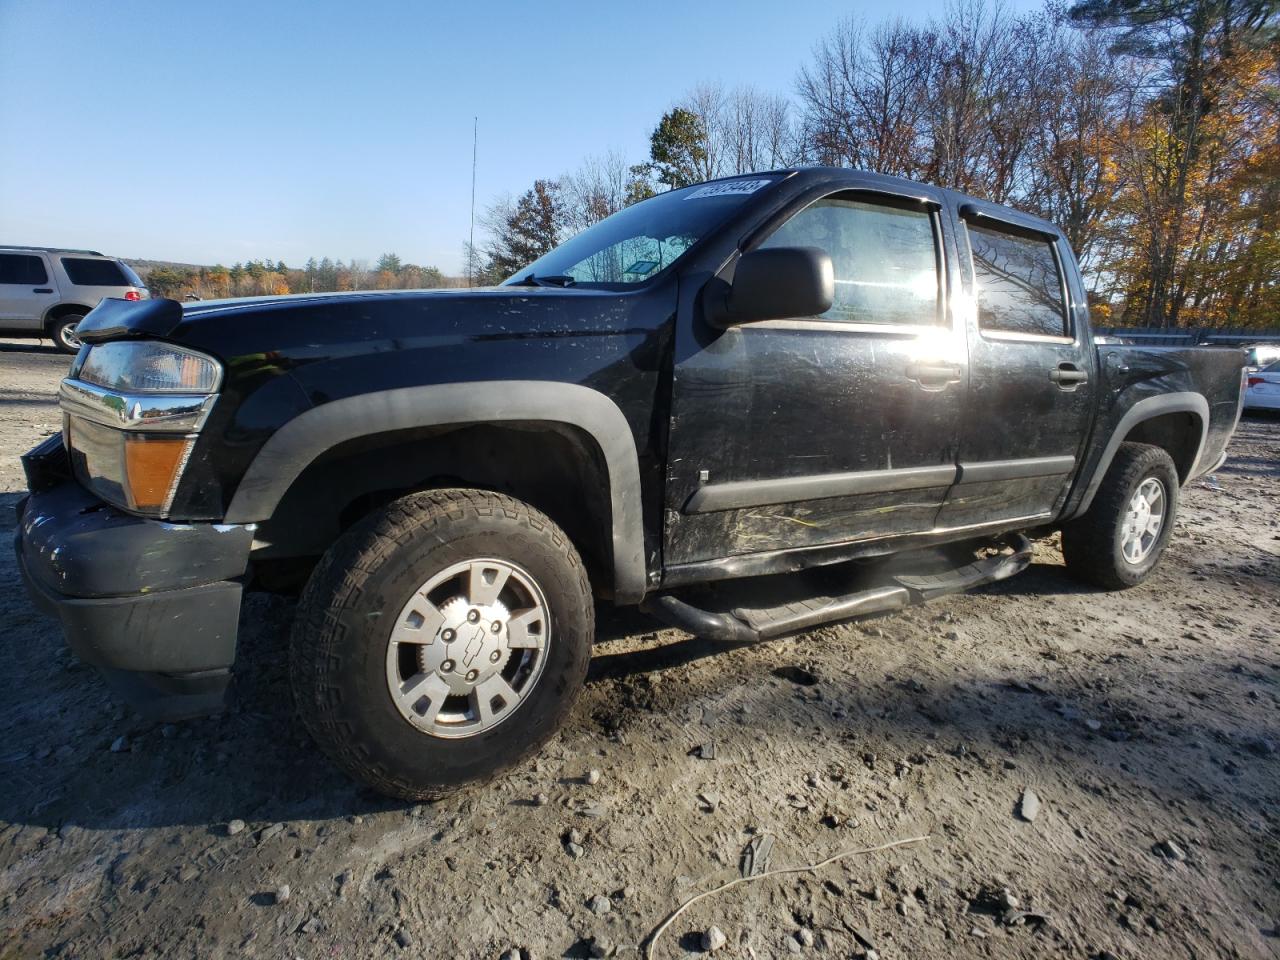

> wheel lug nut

[
  {"left": 489, "top": 651, "right": 501, "bottom": 663},
  {"left": 467, "top": 609, "right": 480, "bottom": 623},
  {"left": 441, "top": 628, "right": 455, "bottom": 642},
  {"left": 491, "top": 621, "right": 502, "bottom": 633},
  {"left": 441, "top": 659, "right": 455, "bottom": 673},
  {"left": 465, "top": 669, "right": 478, "bottom": 682}
]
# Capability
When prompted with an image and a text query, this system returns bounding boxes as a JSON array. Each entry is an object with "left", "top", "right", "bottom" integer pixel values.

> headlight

[
  {"left": 60, "top": 341, "right": 221, "bottom": 518},
  {"left": 74, "top": 340, "right": 221, "bottom": 393}
]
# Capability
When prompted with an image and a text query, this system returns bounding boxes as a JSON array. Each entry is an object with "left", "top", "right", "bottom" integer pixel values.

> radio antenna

[{"left": 469, "top": 116, "right": 478, "bottom": 287}]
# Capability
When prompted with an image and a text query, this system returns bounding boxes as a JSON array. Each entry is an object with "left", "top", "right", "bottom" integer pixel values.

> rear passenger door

[
  {"left": 937, "top": 206, "right": 1095, "bottom": 529},
  {"left": 663, "top": 186, "right": 968, "bottom": 570},
  {"left": 0, "top": 253, "right": 57, "bottom": 327}
]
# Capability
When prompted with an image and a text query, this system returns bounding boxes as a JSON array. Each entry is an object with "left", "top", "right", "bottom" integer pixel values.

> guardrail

[{"left": 1096, "top": 327, "right": 1280, "bottom": 347}]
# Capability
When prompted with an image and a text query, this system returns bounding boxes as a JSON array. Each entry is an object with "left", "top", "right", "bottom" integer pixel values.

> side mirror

[{"left": 719, "top": 246, "right": 834, "bottom": 326}]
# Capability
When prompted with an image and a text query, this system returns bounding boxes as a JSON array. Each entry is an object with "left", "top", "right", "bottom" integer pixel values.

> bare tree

[
  {"left": 979, "top": 11, "right": 1058, "bottom": 202},
  {"left": 721, "top": 85, "right": 801, "bottom": 173},
  {"left": 560, "top": 151, "right": 636, "bottom": 231},
  {"left": 798, "top": 3, "right": 1075, "bottom": 200},
  {"left": 797, "top": 18, "right": 937, "bottom": 176},
  {"left": 925, "top": 0, "right": 1025, "bottom": 195},
  {"left": 1022, "top": 26, "right": 1128, "bottom": 269},
  {"left": 681, "top": 84, "right": 727, "bottom": 180},
  {"left": 661, "top": 82, "right": 802, "bottom": 180}
]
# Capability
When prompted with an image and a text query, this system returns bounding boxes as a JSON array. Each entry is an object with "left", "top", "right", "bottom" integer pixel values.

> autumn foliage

[
  {"left": 476, "top": 0, "right": 1278, "bottom": 329},
  {"left": 140, "top": 255, "right": 453, "bottom": 301}
]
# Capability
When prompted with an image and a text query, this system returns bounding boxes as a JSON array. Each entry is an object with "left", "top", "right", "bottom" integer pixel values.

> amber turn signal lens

[{"left": 123, "top": 436, "right": 192, "bottom": 511}]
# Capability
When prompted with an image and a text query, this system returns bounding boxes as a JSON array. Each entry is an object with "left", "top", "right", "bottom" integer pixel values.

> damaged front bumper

[{"left": 15, "top": 435, "right": 252, "bottom": 720}]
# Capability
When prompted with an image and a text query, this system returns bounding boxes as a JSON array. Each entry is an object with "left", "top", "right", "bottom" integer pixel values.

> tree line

[
  {"left": 139, "top": 253, "right": 458, "bottom": 300},
  {"left": 471, "top": 0, "right": 1279, "bottom": 329}
]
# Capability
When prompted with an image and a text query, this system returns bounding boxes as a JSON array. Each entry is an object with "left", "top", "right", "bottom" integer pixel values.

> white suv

[{"left": 0, "top": 246, "right": 149, "bottom": 353}]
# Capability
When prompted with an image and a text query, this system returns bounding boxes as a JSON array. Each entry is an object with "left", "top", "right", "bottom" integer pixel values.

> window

[
  {"left": 505, "top": 176, "right": 780, "bottom": 287},
  {"left": 967, "top": 223, "right": 1068, "bottom": 338},
  {"left": 0, "top": 253, "right": 49, "bottom": 285},
  {"left": 760, "top": 197, "right": 940, "bottom": 325},
  {"left": 61, "top": 257, "right": 130, "bottom": 286}
]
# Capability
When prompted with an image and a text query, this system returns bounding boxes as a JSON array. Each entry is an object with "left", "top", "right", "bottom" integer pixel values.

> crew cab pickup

[{"left": 16, "top": 169, "right": 1246, "bottom": 800}]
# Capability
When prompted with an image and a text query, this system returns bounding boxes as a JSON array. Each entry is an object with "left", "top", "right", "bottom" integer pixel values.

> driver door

[{"left": 662, "top": 186, "right": 968, "bottom": 574}]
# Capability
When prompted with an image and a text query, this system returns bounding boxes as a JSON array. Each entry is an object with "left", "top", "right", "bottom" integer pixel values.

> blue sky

[{"left": 1, "top": 0, "right": 1037, "bottom": 273}]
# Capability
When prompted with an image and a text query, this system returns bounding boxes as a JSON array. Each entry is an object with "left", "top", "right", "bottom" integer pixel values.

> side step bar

[
  {"left": 643, "top": 586, "right": 908, "bottom": 645},
  {"left": 893, "top": 534, "right": 1033, "bottom": 601},
  {"left": 734, "top": 585, "right": 909, "bottom": 638},
  {"left": 643, "top": 535, "right": 1032, "bottom": 643},
  {"left": 641, "top": 594, "right": 761, "bottom": 645}
]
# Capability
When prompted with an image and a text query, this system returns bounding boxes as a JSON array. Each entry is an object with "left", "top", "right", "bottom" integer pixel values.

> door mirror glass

[{"left": 720, "top": 246, "right": 834, "bottom": 326}]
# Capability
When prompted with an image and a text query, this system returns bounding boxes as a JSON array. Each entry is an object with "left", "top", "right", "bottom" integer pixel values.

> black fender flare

[
  {"left": 223, "top": 381, "right": 648, "bottom": 603},
  {"left": 1068, "top": 391, "right": 1209, "bottom": 520}
]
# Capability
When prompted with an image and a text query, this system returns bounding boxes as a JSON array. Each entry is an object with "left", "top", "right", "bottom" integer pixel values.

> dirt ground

[{"left": 1, "top": 339, "right": 1277, "bottom": 960}]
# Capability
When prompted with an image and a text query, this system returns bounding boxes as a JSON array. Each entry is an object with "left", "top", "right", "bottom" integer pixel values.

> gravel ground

[{"left": 1, "top": 339, "right": 1277, "bottom": 960}]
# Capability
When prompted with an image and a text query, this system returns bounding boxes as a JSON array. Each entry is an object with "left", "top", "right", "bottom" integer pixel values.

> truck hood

[{"left": 73, "top": 286, "right": 641, "bottom": 361}]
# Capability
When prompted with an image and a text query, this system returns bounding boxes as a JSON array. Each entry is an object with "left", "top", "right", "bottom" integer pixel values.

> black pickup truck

[{"left": 16, "top": 169, "right": 1245, "bottom": 800}]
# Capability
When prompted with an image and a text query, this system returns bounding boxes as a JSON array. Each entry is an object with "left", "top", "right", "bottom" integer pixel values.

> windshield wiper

[{"left": 509, "top": 273, "right": 576, "bottom": 288}]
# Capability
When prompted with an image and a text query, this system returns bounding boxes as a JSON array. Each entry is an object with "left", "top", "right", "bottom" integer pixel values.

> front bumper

[{"left": 15, "top": 437, "right": 253, "bottom": 719}]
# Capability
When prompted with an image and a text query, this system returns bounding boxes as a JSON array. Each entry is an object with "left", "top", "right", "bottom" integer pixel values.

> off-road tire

[
  {"left": 50, "top": 315, "right": 85, "bottom": 354},
  {"left": 1061, "top": 442, "right": 1180, "bottom": 590},
  {"left": 290, "top": 488, "right": 593, "bottom": 800}
]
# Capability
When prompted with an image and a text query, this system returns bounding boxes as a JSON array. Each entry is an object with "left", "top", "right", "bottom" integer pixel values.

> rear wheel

[
  {"left": 1061, "top": 442, "right": 1180, "bottom": 589},
  {"left": 291, "top": 488, "right": 593, "bottom": 800},
  {"left": 49, "top": 315, "right": 85, "bottom": 354}
]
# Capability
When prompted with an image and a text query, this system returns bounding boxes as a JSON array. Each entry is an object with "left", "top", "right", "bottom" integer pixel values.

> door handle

[
  {"left": 906, "top": 362, "right": 962, "bottom": 388},
  {"left": 33, "top": 288, "right": 53, "bottom": 294},
  {"left": 1049, "top": 363, "right": 1089, "bottom": 389}
]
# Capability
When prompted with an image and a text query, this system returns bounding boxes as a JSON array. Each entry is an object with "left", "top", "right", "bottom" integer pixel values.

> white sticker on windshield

[{"left": 684, "top": 178, "right": 773, "bottom": 200}]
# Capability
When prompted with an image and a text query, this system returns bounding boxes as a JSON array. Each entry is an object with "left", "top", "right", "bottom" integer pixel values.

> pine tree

[
  {"left": 488, "top": 180, "right": 565, "bottom": 277},
  {"left": 642, "top": 108, "right": 710, "bottom": 189}
]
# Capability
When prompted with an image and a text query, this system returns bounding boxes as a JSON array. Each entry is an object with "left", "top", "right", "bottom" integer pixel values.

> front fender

[{"left": 223, "top": 380, "right": 648, "bottom": 603}]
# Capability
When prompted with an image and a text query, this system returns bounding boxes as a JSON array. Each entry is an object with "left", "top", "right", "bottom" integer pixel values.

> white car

[
  {"left": 1245, "top": 360, "right": 1280, "bottom": 411},
  {"left": 1244, "top": 343, "right": 1280, "bottom": 371},
  {"left": 0, "top": 246, "right": 149, "bottom": 352}
]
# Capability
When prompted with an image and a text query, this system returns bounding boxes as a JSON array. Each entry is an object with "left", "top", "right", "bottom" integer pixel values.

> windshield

[{"left": 502, "top": 176, "right": 781, "bottom": 288}]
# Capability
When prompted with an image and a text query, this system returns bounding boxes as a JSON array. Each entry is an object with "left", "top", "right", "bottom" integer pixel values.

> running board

[
  {"left": 643, "top": 586, "right": 908, "bottom": 644},
  {"left": 643, "top": 534, "right": 1032, "bottom": 643},
  {"left": 892, "top": 534, "right": 1032, "bottom": 601},
  {"left": 734, "top": 585, "right": 909, "bottom": 638}
]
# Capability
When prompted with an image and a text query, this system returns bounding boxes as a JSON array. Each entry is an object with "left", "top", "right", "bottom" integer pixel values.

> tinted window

[
  {"left": 61, "top": 257, "right": 130, "bottom": 286},
  {"left": 761, "top": 197, "right": 940, "bottom": 325},
  {"left": 0, "top": 253, "right": 49, "bottom": 285},
  {"left": 119, "top": 261, "right": 145, "bottom": 286},
  {"left": 967, "top": 224, "right": 1067, "bottom": 337}
]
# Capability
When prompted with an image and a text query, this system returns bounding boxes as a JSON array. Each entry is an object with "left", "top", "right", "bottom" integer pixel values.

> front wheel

[
  {"left": 291, "top": 488, "right": 593, "bottom": 800},
  {"left": 50, "top": 315, "right": 85, "bottom": 354},
  {"left": 1061, "top": 442, "right": 1180, "bottom": 589}
]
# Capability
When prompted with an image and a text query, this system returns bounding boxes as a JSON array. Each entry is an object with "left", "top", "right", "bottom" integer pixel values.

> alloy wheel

[{"left": 385, "top": 558, "right": 549, "bottom": 738}]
